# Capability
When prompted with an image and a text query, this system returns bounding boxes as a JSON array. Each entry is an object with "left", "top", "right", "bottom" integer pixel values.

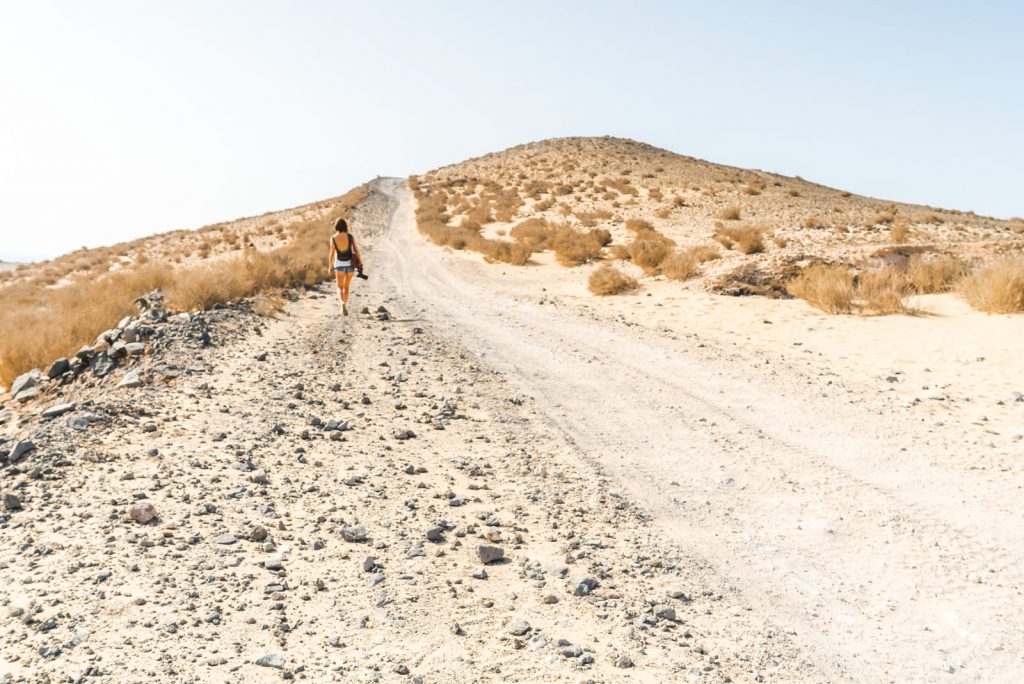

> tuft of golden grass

[
  {"left": 713, "top": 222, "right": 766, "bottom": 254},
  {"left": 959, "top": 258, "right": 1024, "bottom": 313},
  {"left": 857, "top": 267, "right": 907, "bottom": 315},
  {"left": 890, "top": 221, "right": 910, "bottom": 244},
  {"left": 716, "top": 205, "right": 741, "bottom": 221},
  {"left": 787, "top": 264, "right": 854, "bottom": 314},
  {"left": 588, "top": 265, "right": 638, "bottom": 295},
  {"left": 803, "top": 216, "right": 828, "bottom": 230},
  {"left": 661, "top": 249, "right": 700, "bottom": 281},
  {"left": 906, "top": 255, "right": 965, "bottom": 294},
  {"left": 625, "top": 218, "right": 654, "bottom": 233},
  {"left": 551, "top": 226, "right": 607, "bottom": 266}
]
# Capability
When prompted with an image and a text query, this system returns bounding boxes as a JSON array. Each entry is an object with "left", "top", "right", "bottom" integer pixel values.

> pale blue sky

[{"left": 1, "top": 1, "right": 1021, "bottom": 261}]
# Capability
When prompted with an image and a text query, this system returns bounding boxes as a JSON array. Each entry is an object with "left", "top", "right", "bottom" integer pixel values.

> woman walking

[{"left": 327, "top": 217, "right": 362, "bottom": 316}]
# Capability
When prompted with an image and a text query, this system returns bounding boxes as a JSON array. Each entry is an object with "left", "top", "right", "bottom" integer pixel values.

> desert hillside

[{"left": 411, "top": 136, "right": 1023, "bottom": 305}]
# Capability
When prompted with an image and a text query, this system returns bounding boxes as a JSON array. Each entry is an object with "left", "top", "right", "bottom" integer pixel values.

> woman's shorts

[{"left": 334, "top": 263, "right": 354, "bottom": 273}]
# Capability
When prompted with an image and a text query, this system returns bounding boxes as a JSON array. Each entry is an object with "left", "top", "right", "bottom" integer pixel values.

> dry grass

[
  {"left": 713, "top": 222, "right": 767, "bottom": 254},
  {"left": 551, "top": 226, "right": 608, "bottom": 266},
  {"left": 588, "top": 265, "right": 638, "bottom": 295},
  {"left": 857, "top": 267, "right": 907, "bottom": 314},
  {"left": 890, "top": 221, "right": 910, "bottom": 244},
  {"left": 624, "top": 230, "right": 675, "bottom": 274},
  {"left": 787, "top": 264, "right": 854, "bottom": 314},
  {"left": 959, "top": 258, "right": 1024, "bottom": 313},
  {"left": 510, "top": 218, "right": 553, "bottom": 249},
  {"left": 906, "top": 255, "right": 965, "bottom": 294},
  {"left": 716, "top": 205, "right": 741, "bottom": 221},
  {"left": 661, "top": 249, "right": 700, "bottom": 281},
  {"left": 0, "top": 186, "right": 365, "bottom": 386}
]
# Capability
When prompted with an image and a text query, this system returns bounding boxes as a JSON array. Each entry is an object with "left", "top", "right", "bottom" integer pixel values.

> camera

[{"left": 356, "top": 269, "right": 369, "bottom": 280}]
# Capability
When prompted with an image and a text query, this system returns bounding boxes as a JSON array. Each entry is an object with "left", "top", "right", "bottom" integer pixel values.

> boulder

[
  {"left": 128, "top": 502, "right": 157, "bottom": 524},
  {"left": 46, "top": 358, "right": 70, "bottom": 379},
  {"left": 477, "top": 544, "right": 505, "bottom": 564}
]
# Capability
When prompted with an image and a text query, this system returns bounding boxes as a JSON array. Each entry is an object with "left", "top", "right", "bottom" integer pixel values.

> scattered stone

[
  {"left": 213, "top": 533, "right": 237, "bottom": 545},
  {"left": 91, "top": 352, "right": 116, "bottom": 377},
  {"left": 118, "top": 369, "right": 143, "bottom": 389},
  {"left": 615, "top": 655, "right": 634, "bottom": 669},
  {"left": 362, "top": 556, "right": 377, "bottom": 572},
  {"left": 342, "top": 525, "right": 367, "bottom": 543},
  {"left": 47, "top": 358, "right": 70, "bottom": 379},
  {"left": 477, "top": 544, "right": 505, "bottom": 564},
  {"left": 11, "top": 371, "right": 39, "bottom": 398},
  {"left": 6, "top": 440, "right": 35, "bottom": 464},
  {"left": 393, "top": 429, "right": 416, "bottom": 440},
  {"left": 562, "top": 645, "right": 583, "bottom": 658},
  {"left": 41, "top": 402, "right": 76, "bottom": 419},
  {"left": 425, "top": 525, "right": 445, "bottom": 542},
  {"left": 571, "top": 575, "right": 599, "bottom": 596},
  {"left": 509, "top": 619, "right": 531, "bottom": 636},
  {"left": 128, "top": 502, "right": 157, "bottom": 524},
  {"left": 472, "top": 568, "right": 488, "bottom": 580},
  {"left": 255, "top": 653, "right": 284, "bottom": 669},
  {"left": 3, "top": 493, "right": 22, "bottom": 511},
  {"left": 654, "top": 604, "right": 677, "bottom": 622},
  {"left": 250, "top": 525, "right": 268, "bottom": 542}
]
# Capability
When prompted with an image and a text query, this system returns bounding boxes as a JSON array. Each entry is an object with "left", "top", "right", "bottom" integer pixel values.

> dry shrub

[
  {"left": 661, "top": 249, "right": 700, "bottom": 281},
  {"left": 655, "top": 207, "right": 672, "bottom": 219},
  {"left": 787, "top": 264, "right": 854, "bottom": 314},
  {"left": 959, "top": 259, "right": 1024, "bottom": 313},
  {"left": 873, "top": 211, "right": 895, "bottom": 225},
  {"left": 588, "top": 265, "right": 637, "bottom": 296},
  {"left": 510, "top": 218, "right": 552, "bottom": 249},
  {"left": 890, "top": 221, "right": 910, "bottom": 243},
  {"left": 625, "top": 218, "right": 653, "bottom": 233},
  {"left": 919, "top": 213, "right": 943, "bottom": 225},
  {"left": 803, "top": 216, "right": 828, "bottom": 230},
  {"left": 551, "top": 226, "right": 607, "bottom": 266},
  {"left": 857, "top": 268, "right": 907, "bottom": 314},
  {"left": 1010, "top": 218, "right": 1024, "bottom": 234},
  {"left": 906, "top": 255, "right": 965, "bottom": 293},
  {"left": 166, "top": 258, "right": 252, "bottom": 311},
  {"left": 626, "top": 231, "right": 675, "bottom": 273},
  {"left": 714, "top": 223, "right": 766, "bottom": 254},
  {"left": 478, "top": 239, "right": 532, "bottom": 266},
  {"left": 691, "top": 244, "right": 721, "bottom": 262},
  {"left": 717, "top": 205, "right": 741, "bottom": 221}
]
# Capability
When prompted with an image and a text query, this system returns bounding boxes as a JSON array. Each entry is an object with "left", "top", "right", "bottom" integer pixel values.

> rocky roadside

[{"left": 0, "top": 186, "right": 821, "bottom": 683}]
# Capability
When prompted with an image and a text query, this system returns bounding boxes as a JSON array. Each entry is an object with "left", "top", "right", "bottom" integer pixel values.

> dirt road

[{"left": 374, "top": 178, "right": 1024, "bottom": 683}]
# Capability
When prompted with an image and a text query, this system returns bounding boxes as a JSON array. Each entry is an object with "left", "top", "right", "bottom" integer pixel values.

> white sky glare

[{"left": 1, "top": 0, "right": 1021, "bottom": 261}]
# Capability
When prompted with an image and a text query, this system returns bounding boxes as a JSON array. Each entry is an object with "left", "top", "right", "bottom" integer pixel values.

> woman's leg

[
  {"left": 339, "top": 270, "right": 352, "bottom": 301},
  {"left": 341, "top": 271, "right": 354, "bottom": 302}
]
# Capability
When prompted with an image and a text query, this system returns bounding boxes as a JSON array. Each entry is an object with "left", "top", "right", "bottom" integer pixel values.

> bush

[
  {"left": 716, "top": 205, "right": 741, "bottom": 221},
  {"left": 959, "top": 258, "right": 1024, "bottom": 313},
  {"left": 907, "top": 255, "right": 965, "bottom": 293},
  {"left": 661, "top": 249, "right": 700, "bottom": 281},
  {"left": 857, "top": 267, "right": 906, "bottom": 314},
  {"left": 626, "top": 232, "right": 674, "bottom": 273},
  {"left": 588, "top": 265, "right": 638, "bottom": 295},
  {"left": 551, "top": 226, "right": 606, "bottom": 266},
  {"left": 787, "top": 264, "right": 854, "bottom": 314},
  {"left": 625, "top": 218, "right": 654, "bottom": 233},
  {"left": 890, "top": 221, "right": 910, "bottom": 243},
  {"left": 714, "top": 223, "right": 766, "bottom": 254},
  {"left": 509, "top": 218, "right": 551, "bottom": 249}
]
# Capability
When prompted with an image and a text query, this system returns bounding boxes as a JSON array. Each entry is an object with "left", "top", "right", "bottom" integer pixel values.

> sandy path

[{"left": 376, "top": 179, "right": 1024, "bottom": 683}]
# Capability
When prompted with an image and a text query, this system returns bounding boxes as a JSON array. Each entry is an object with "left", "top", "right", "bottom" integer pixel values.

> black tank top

[{"left": 333, "top": 235, "right": 352, "bottom": 261}]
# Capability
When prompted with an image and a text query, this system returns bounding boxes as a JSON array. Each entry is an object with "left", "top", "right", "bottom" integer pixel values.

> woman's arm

[{"left": 327, "top": 238, "right": 335, "bottom": 275}]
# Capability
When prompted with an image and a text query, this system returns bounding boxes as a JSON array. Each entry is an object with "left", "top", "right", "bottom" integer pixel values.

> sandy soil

[{"left": 378, "top": 178, "right": 1024, "bottom": 683}]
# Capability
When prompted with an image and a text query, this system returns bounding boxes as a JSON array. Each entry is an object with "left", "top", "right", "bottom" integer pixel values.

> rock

[
  {"left": 128, "top": 502, "right": 157, "bottom": 524},
  {"left": 125, "top": 342, "right": 146, "bottom": 356},
  {"left": 91, "top": 352, "right": 116, "bottom": 377},
  {"left": 117, "top": 369, "right": 143, "bottom": 388},
  {"left": 667, "top": 589, "right": 690, "bottom": 601},
  {"left": 472, "top": 568, "right": 488, "bottom": 580},
  {"left": 615, "top": 655, "right": 634, "bottom": 669},
  {"left": 250, "top": 525, "right": 268, "bottom": 542},
  {"left": 264, "top": 555, "right": 284, "bottom": 571},
  {"left": 362, "top": 556, "right": 377, "bottom": 572},
  {"left": 249, "top": 469, "right": 269, "bottom": 484},
  {"left": 395, "top": 664, "right": 409, "bottom": 676},
  {"left": 342, "top": 525, "right": 367, "bottom": 543},
  {"left": 7, "top": 440, "right": 35, "bottom": 464},
  {"left": 545, "top": 562, "right": 569, "bottom": 578},
  {"left": 213, "top": 533, "right": 237, "bottom": 545},
  {"left": 571, "top": 575, "right": 599, "bottom": 596},
  {"left": 14, "top": 386, "right": 39, "bottom": 402},
  {"left": 47, "top": 358, "right": 70, "bottom": 379},
  {"left": 3, "top": 493, "right": 22, "bottom": 511},
  {"left": 425, "top": 525, "right": 445, "bottom": 542},
  {"left": 562, "top": 645, "right": 583, "bottom": 658},
  {"left": 653, "top": 604, "right": 676, "bottom": 622},
  {"left": 508, "top": 619, "right": 531, "bottom": 636},
  {"left": 42, "top": 402, "right": 76, "bottom": 419},
  {"left": 393, "top": 429, "right": 416, "bottom": 440},
  {"left": 10, "top": 370, "right": 40, "bottom": 398},
  {"left": 477, "top": 544, "right": 505, "bottom": 564},
  {"left": 255, "top": 653, "right": 284, "bottom": 669}
]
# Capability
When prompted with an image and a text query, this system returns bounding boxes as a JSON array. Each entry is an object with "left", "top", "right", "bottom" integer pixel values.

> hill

[{"left": 411, "top": 136, "right": 1023, "bottom": 305}]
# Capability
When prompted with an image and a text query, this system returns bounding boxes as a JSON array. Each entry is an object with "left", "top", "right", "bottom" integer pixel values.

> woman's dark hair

[{"left": 334, "top": 217, "right": 349, "bottom": 233}]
